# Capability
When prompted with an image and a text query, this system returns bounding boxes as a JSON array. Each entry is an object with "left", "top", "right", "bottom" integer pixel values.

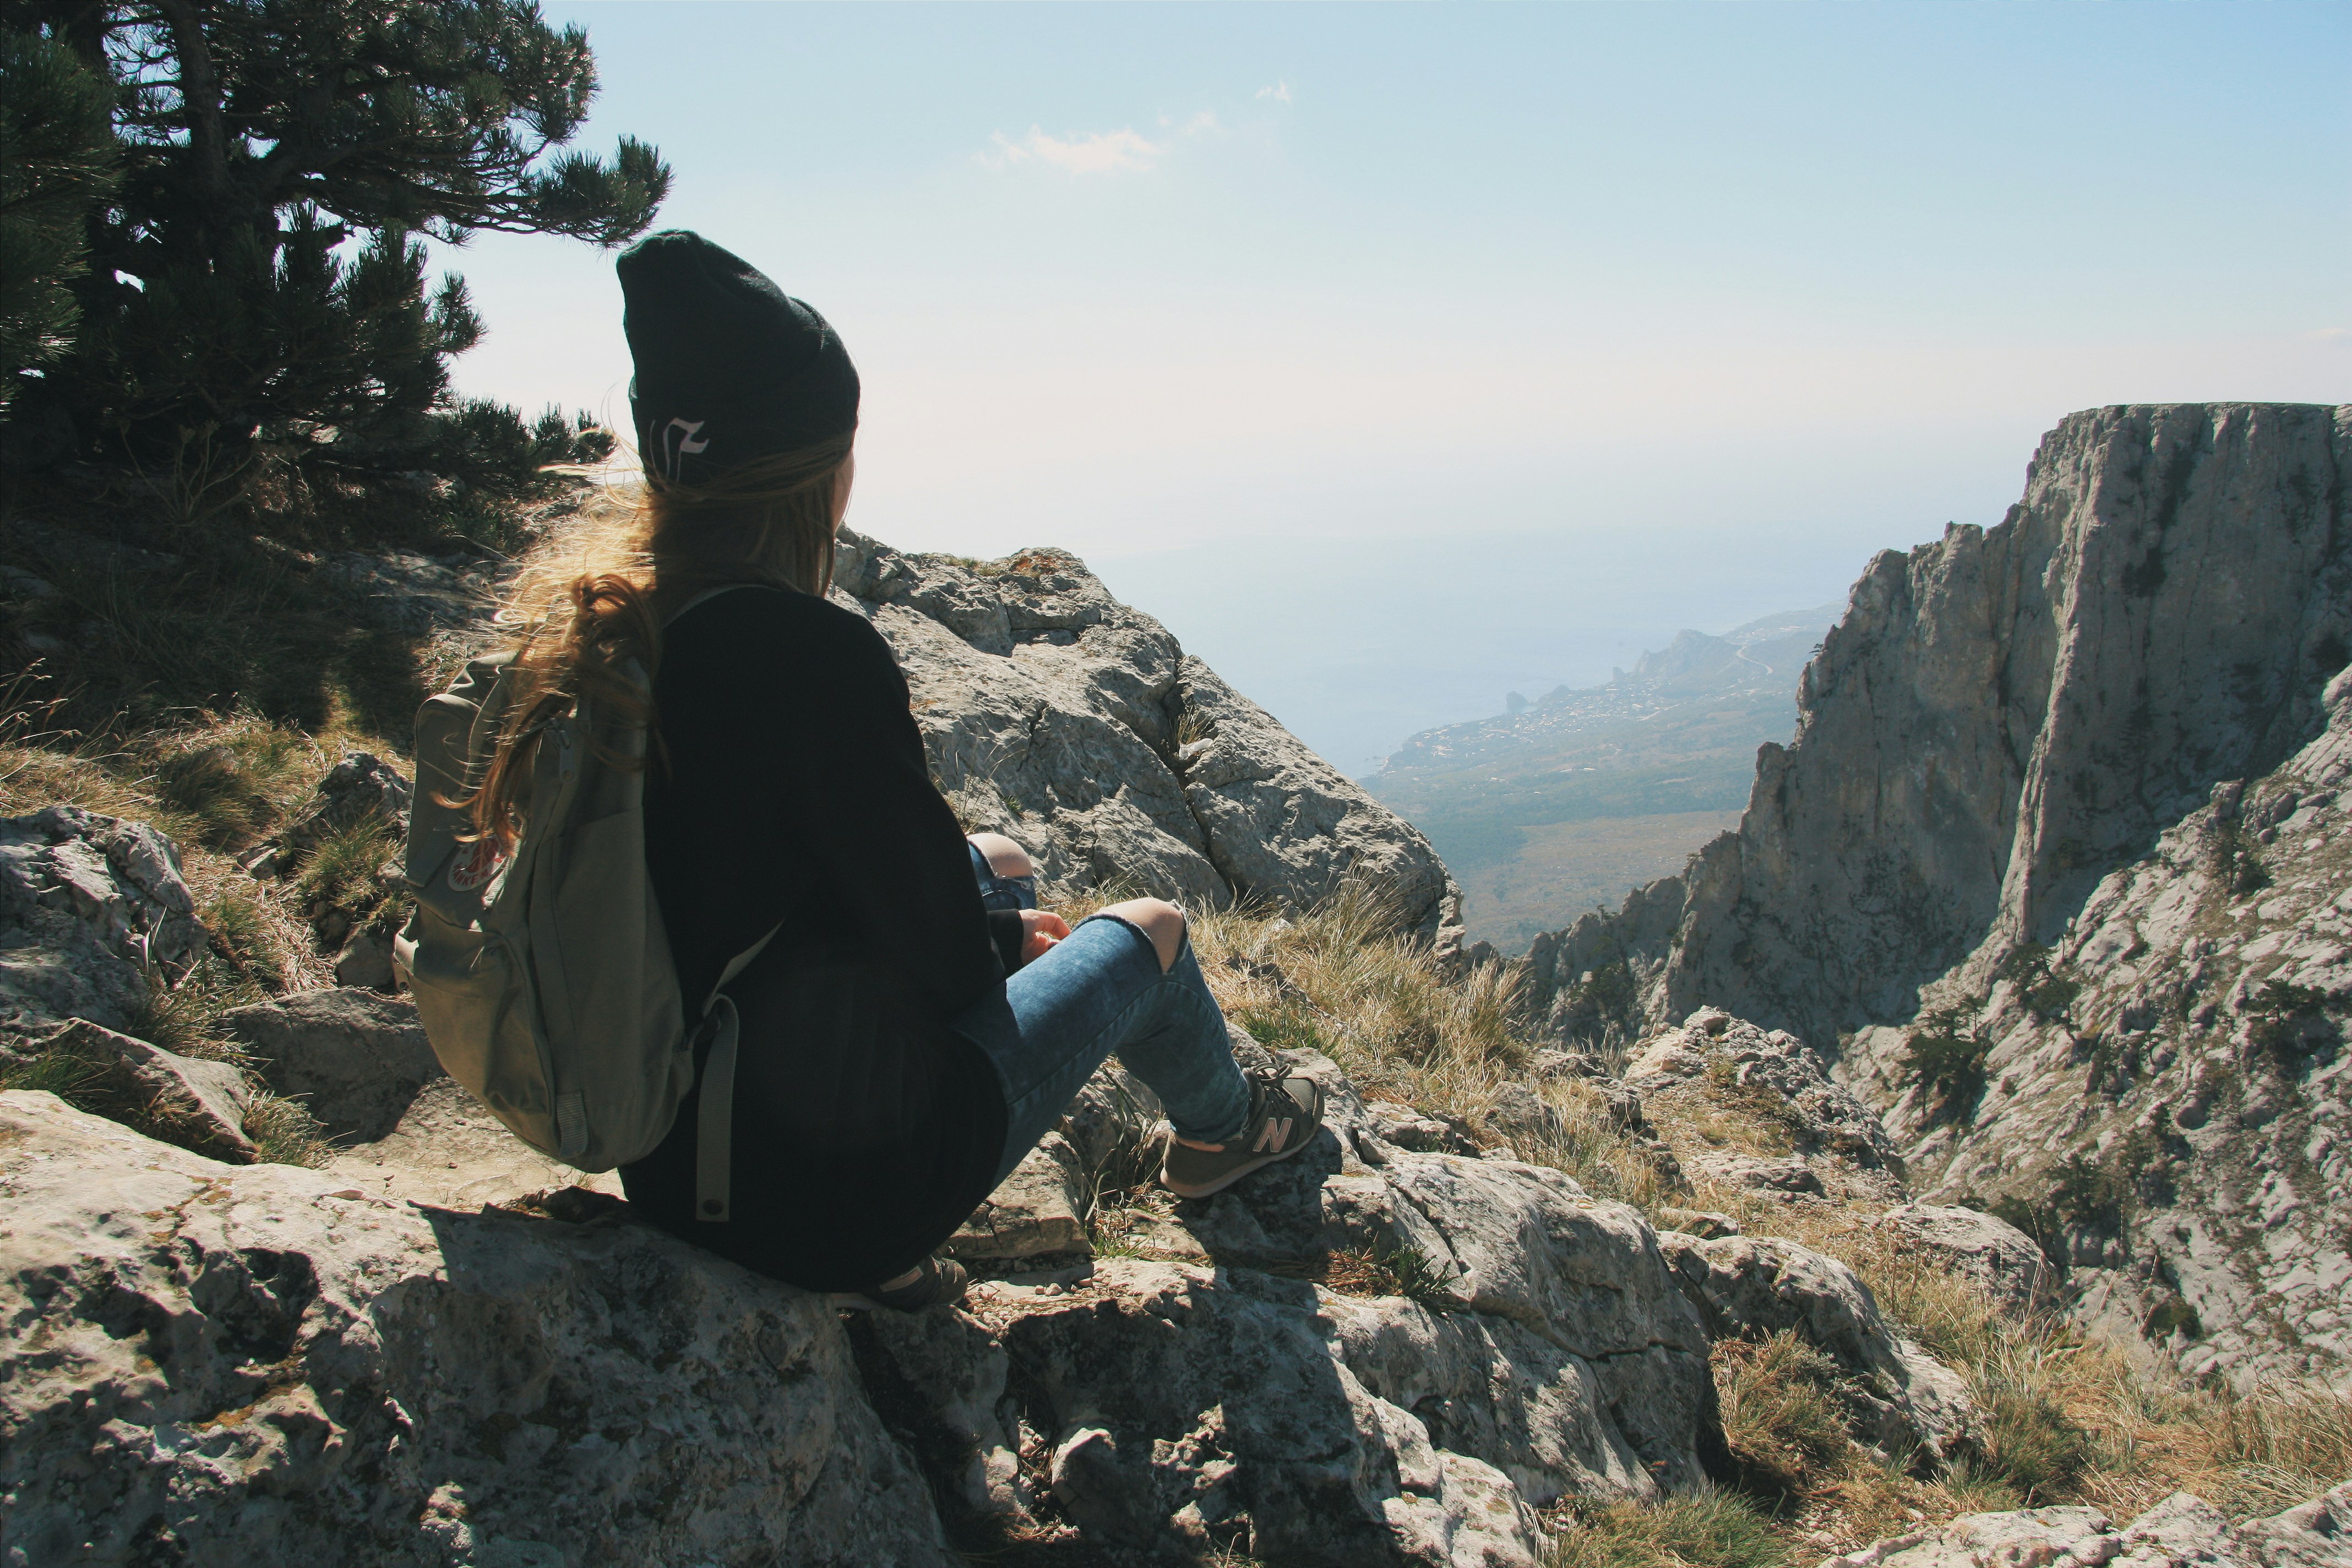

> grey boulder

[
  {"left": 833, "top": 530, "right": 1462, "bottom": 946},
  {"left": 217, "top": 986, "right": 442, "bottom": 1141},
  {"left": 28, "top": 1017, "right": 254, "bottom": 1162},
  {"left": 1660, "top": 1231, "right": 1977, "bottom": 1463},
  {"left": 0, "top": 1089, "right": 952, "bottom": 1568},
  {"left": 0, "top": 805, "right": 207, "bottom": 1035},
  {"left": 1877, "top": 1204, "right": 2052, "bottom": 1318},
  {"left": 857, "top": 1047, "right": 1722, "bottom": 1566}
]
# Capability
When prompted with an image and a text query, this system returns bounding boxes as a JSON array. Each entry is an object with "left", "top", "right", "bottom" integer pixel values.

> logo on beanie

[{"left": 661, "top": 417, "right": 710, "bottom": 480}]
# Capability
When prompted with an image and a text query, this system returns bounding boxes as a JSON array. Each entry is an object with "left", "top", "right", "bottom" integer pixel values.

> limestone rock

[
  {"left": 859, "top": 1047, "right": 1722, "bottom": 1562},
  {"left": 0, "top": 1090, "right": 951, "bottom": 1567},
  {"left": 832, "top": 530, "right": 1462, "bottom": 945},
  {"left": 1520, "top": 404, "right": 2352, "bottom": 1384},
  {"left": 1818, "top": 1483, "right": 2352, "bottom": 1568},
  {"left": 945, "top": 1130, "right": 1088, "bottom": 1262},
  {"left": 1626, "top": 1010, "right": 1908, "bottom": 1210},
  {"left": 316, "top": 548, "right": 499, "bottom": 634},
  {"left": 218, "top": 986, "right": 442, "bottom": 1141},
  {"left": 1877, "top": 1204, "right": 2051, "bottom": 1317},
  {"left": 1660, "top": 1232, "right": 1976, "bottom": 1462},
  {"left": 1655, "top": 402, "right": 2352, "bottom": 1043},
  {"left": 1684, "top": 1148, "right": 1825, "bottom": 1196},
  {"left": 29, "top": 1017, "right": 255, "bottom": 1162},
  {"left": 320, "top": 1076, "right": 621, "bottom": 1210},
  {"left": 964, "top": 1259, "right": 1551, "bottom": 1567},
  {"left": 0, "top": 805, "right": 207, "bottom": 1035},
  {"left": 330, "top": 928, "right": 396, "bottom": 990}
]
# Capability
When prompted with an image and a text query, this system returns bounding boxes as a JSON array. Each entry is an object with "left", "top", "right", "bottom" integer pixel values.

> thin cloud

[
  {"left": 2312, "top": 327, "right": 2351, "bottom": 343},
  {"left": 987, "top": 126, "right": 1164, "bottom": 174},
  {"left": 1256, "top": 80, "right": 1293, "bottom": 104},
  {"left": 982, "top": 112, "right": 1217, "bottom": 175}
]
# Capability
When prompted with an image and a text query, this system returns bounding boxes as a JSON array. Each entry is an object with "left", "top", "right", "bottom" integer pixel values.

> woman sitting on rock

[{"left": 475, "top": 231, "right": 1323, "bottom": 1309}]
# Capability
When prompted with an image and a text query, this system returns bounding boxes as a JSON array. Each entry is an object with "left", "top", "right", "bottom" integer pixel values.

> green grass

[
  {"left": 295, "top": 808, "right": 399, "bottom": 922},
  {"left": 1320, "top": 1241, "right": 1466, "bottom": 1308}
]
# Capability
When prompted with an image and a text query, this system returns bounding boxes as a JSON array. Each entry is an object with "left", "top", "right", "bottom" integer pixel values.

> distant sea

[{"left": 1092, "top": 525, "right": 1881, "bottom": 778}]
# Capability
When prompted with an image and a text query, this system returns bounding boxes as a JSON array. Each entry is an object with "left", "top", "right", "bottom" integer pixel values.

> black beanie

[{"left": 616, "top": 230, "right": 859, "bottom": 484}]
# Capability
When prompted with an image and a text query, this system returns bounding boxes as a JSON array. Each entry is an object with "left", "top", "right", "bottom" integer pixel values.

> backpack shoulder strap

[{"left": 692, "top": 924, "right": 783, "bottom": 1224}]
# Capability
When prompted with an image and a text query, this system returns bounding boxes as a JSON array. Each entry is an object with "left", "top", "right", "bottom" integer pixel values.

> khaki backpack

[{"left": 394, "top": 592, "right": 771, "bottom": 1221}]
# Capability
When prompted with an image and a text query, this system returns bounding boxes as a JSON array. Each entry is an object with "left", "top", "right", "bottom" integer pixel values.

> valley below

[{"left": 1371, "top": 606, "right": 1836, "bottom": 951}]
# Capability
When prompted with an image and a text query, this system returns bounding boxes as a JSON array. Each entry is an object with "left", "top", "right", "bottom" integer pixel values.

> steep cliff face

[
  {"left": 1518, "top": 404, "right": 2352, "bottom": 1382},
  {"left": 1844, "top": 672, "right": 2352, "bottom": 1386},
  {"left": 1526, "top": 403, "right": 2352, "bottom": 1048}
]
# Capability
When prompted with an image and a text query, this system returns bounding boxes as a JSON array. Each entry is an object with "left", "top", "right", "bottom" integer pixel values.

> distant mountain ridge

[
  {"left": 1369, "top": 603, "right": 1838, "bottom": 950},
  {"left": 1379, "top": 606, "right": 1836, "bottom": 781}
]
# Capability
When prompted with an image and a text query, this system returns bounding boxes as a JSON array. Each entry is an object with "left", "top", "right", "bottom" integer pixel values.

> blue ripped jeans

[{"left": 951, "top": 846, "right": 1253, "bottom": 1184}]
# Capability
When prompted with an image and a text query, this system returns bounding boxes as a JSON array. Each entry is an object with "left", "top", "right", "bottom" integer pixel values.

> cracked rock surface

[
  {"left": 852, "top": 1044, "right": 1724, "bottom": 1567},
  {"left": 834, "top": 530, "right": 1463, "bottom": 946},
  {"left": 0, "top": 1090, "right": 950, "bottom": 1568},
  {"left": 1817, "top": 1483, "right": 2352, "bottom": 1568},
  {"left": 1, "top": 804, "right": 208, "bottom": 1037}
]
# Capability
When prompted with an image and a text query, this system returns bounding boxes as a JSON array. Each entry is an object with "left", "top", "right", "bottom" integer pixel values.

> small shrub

[
  {"left": 2244, "top": 980, "right": 2341, "bottom": 1063},
  {"left": 2050, "top": 1153, "right": 2127, "bottom": 1235},
  {"left": 1996, "top": 943, "right": 2053, "bottom": 987},
  {"left": 2141, "top": 1294, "right": 2202, "bottom": 1343},
  {"left": 2207, "top": 821, "right": 2273, "bottom": 897},
  {"left": 1319, "top": 1242, "right": 1462, "bottom": 1308},
  {"left": 1901, "top": 1008, "right": 1991, "bottom": 1123},
  {"left": 2024, "top": 973, "right": 2080, "bottom": 1023},
  {"left": 1569, "top": 960, "right": 1638, "bottom": 1017}
]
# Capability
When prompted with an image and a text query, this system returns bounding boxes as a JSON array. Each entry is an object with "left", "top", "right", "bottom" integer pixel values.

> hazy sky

[{"left": 435, "top": 2, "right": 2350, "bottom": 772}]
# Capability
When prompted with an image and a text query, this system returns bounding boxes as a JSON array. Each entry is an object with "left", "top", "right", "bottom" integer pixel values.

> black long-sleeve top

[{"left": 619, "top": 585, "right": 1016, "bottom": 1288}]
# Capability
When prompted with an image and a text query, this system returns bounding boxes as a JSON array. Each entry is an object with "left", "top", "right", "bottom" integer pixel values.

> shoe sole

[{"left": 1159, "top": 1095, "right": 1327, "bottom": 1199}]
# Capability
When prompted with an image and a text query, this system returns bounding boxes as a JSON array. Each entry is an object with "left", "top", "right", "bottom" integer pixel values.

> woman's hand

[{"left": 1019, "top": 908, "right": 1071, "bottom": 964}]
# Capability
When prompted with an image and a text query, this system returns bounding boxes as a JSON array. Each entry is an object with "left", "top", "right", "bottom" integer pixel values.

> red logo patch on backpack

[{"left": 448, "top": 839, "right": 507, "bottom": 892}]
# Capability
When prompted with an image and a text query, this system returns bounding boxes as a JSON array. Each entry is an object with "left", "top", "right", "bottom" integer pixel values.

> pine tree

[
  {"left": 1, "top": 1, "right": 667, "bottom": 531},
  {"left": 0, "top": 26, "right": 118, "bottom": 411}
]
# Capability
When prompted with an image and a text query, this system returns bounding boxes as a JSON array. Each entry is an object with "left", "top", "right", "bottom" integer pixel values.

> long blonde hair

[{"left": 458, "top": 434, "right": 854, "bottom": 846}]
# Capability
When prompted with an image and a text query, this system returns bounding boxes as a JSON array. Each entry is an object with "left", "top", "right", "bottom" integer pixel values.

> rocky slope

[
  {"left": 3, "top": 981, "right": 2034, "bottom": 1566},
  {"left": 1519, "top": 402, "right": 2352, "bottom": 1385},
  {"left": 6, "top": 504, "right": 2344, "bottom": 1562},
  {"left": 835, "top": 529, "right": 1462, "bottom": 946}
]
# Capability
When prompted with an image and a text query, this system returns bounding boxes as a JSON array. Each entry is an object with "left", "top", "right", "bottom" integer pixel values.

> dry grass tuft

[{"left": 1716, "top": 1331, "right": 1855, "bottom": 1498}]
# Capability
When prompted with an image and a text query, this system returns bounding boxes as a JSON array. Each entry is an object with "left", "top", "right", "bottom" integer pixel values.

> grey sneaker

[{"left": 1161, "top": 1072, "right": 1327, "bottom": 1199}]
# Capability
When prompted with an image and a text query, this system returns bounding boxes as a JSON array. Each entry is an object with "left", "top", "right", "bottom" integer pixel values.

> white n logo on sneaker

[{"left": 1253, "top": 1117, "right": 1293, "bottom": 1154}]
